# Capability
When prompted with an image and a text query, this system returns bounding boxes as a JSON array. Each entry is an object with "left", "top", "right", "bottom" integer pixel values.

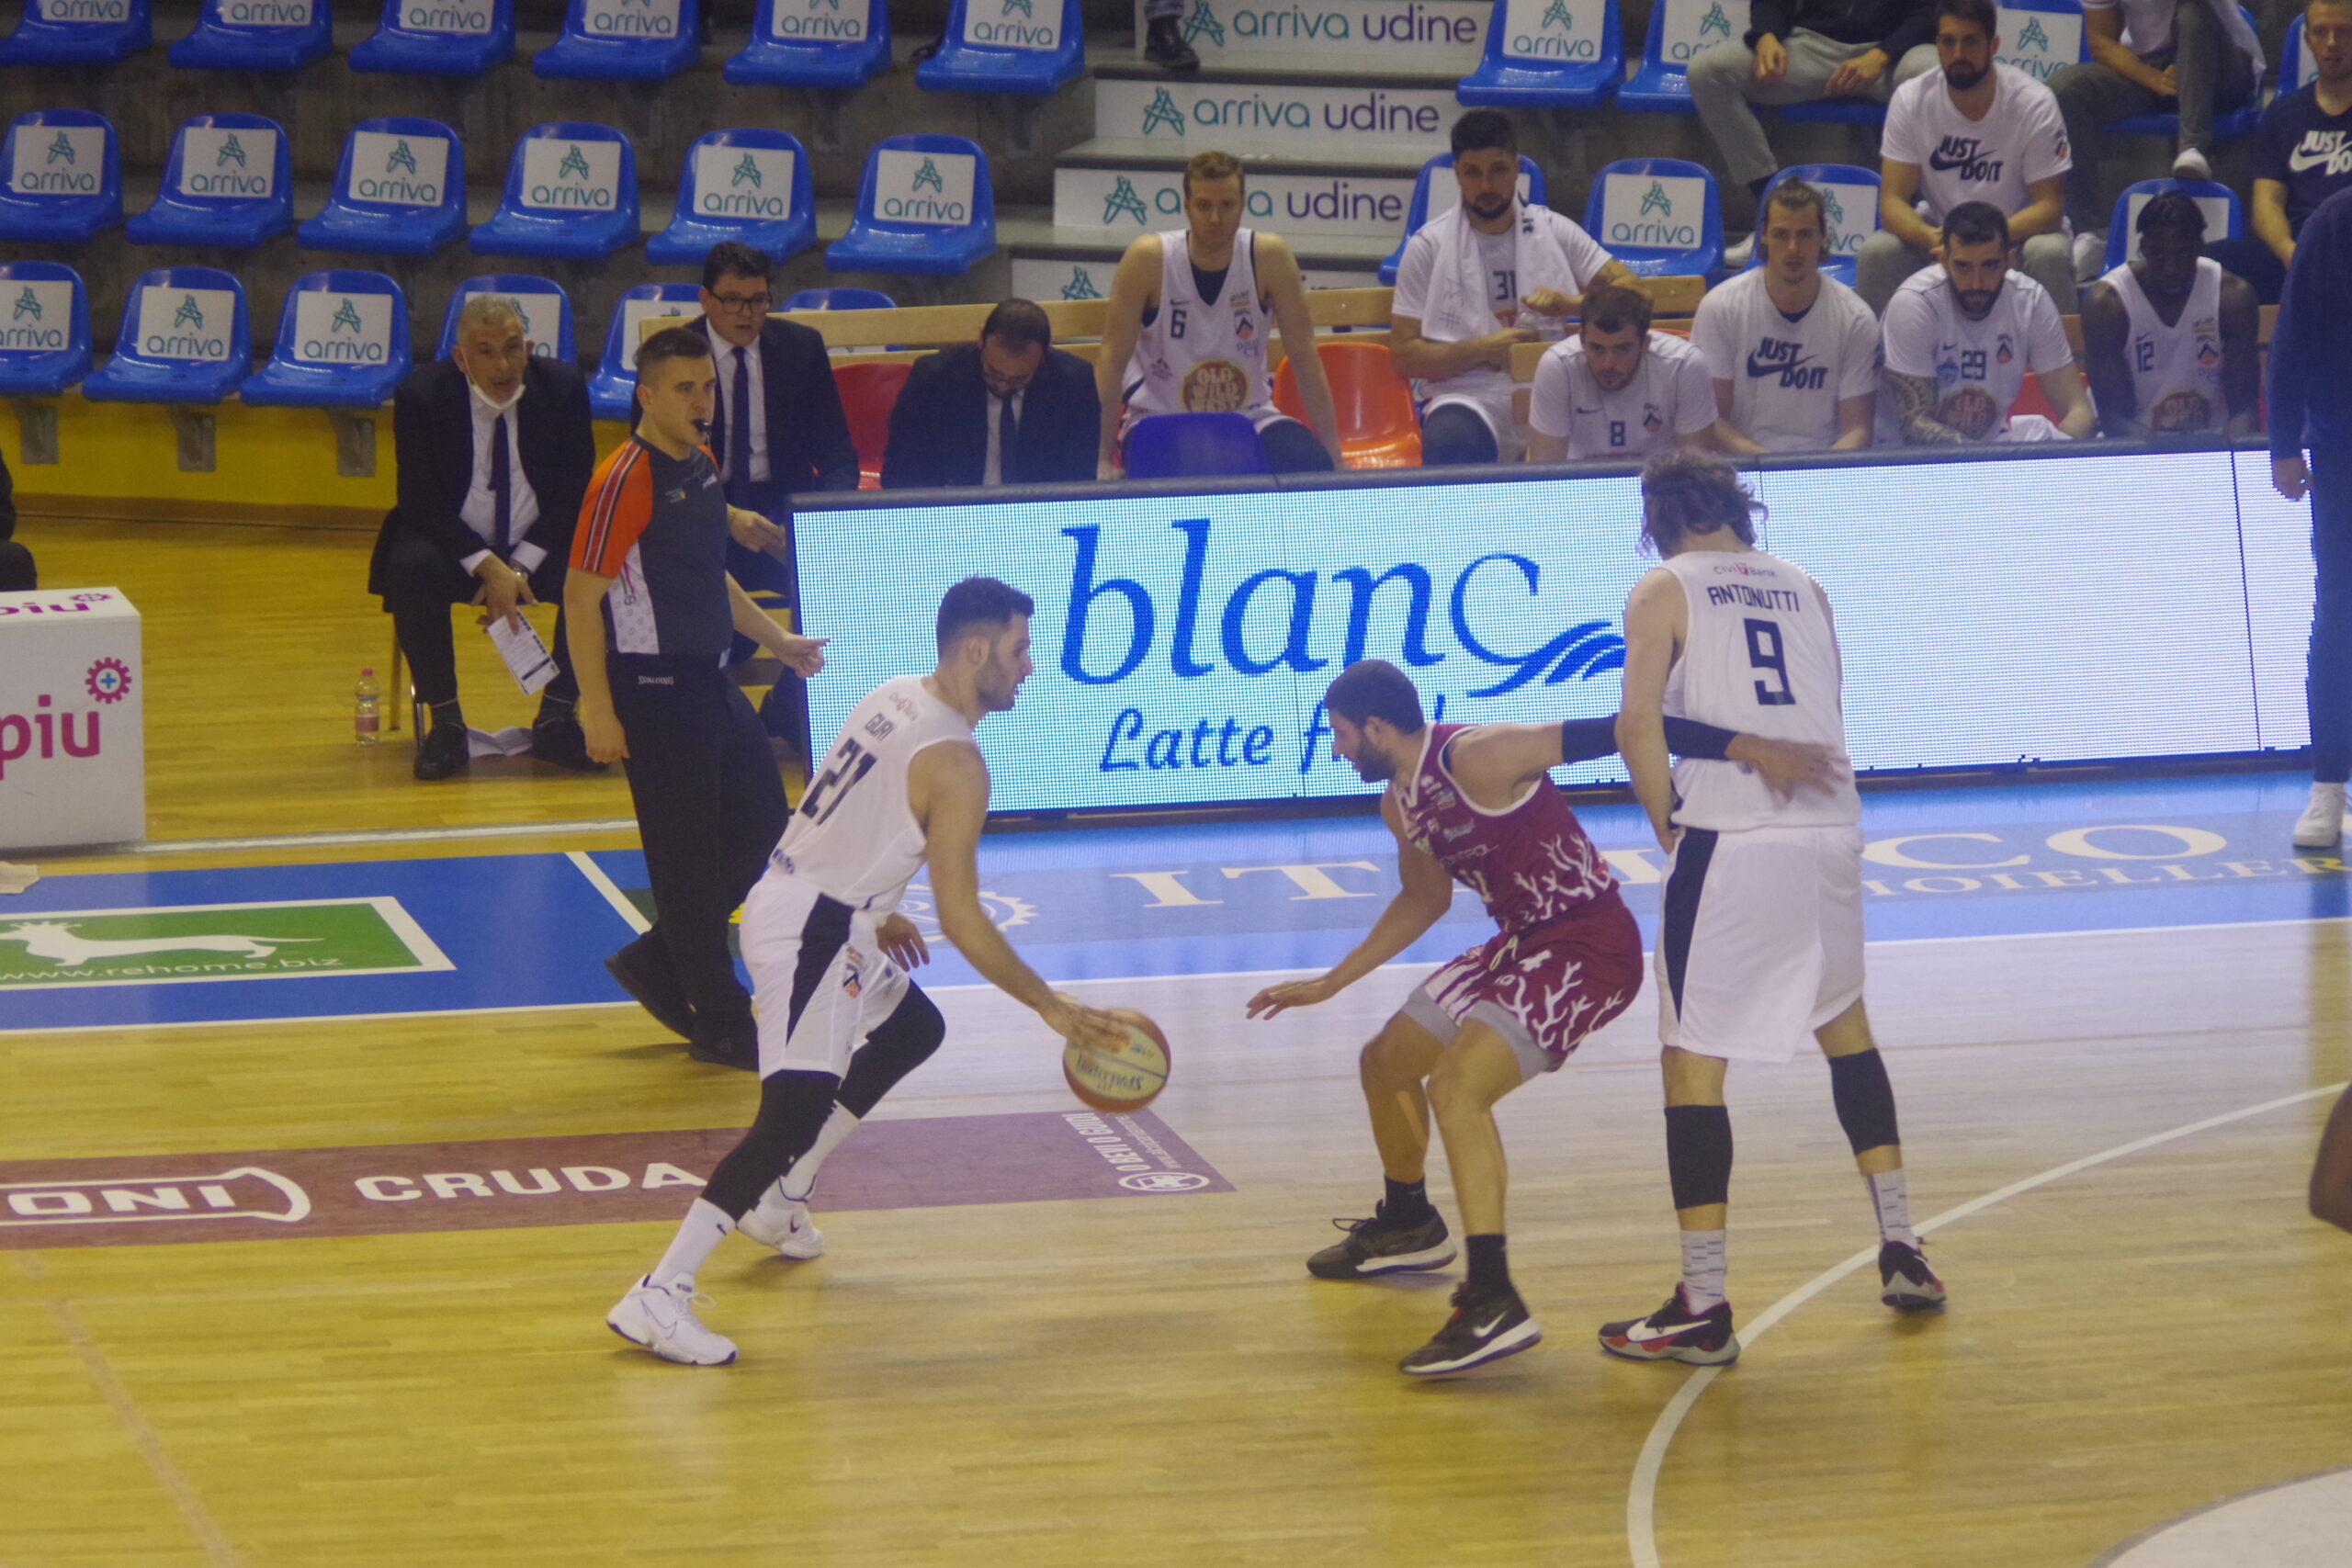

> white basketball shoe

[
  {"left": 606, "top": 1276, "right": 738, "bottom": 1366},
  {"left": 738, "top": 1190, "right": 826, "bottom": 1259},
  {"left": 2293, "top": 783, "right": 2346, "bottom": 850}
]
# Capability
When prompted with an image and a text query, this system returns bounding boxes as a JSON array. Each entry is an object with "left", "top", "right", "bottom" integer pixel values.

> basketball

[{"left": 1062, "top": 1009, "right": 1172, "bottom": 1113}]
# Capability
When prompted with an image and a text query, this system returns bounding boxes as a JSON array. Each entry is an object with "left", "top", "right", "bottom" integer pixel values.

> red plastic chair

[
  {"left": 833, "top": 359, "right": 912, "bottom": 490},
  {"left": 1273, "top": 340, "right": 1421, "bottom": 469}
]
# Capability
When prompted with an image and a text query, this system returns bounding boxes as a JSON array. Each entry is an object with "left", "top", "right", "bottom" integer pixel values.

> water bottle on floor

[{"left": 355, "top": 668, "right": 381, "bottom": 746}]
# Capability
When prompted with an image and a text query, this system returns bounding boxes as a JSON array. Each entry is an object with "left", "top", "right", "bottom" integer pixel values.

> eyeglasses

[{"left": 707, "top": 291, "right": 772, "bottom": 313}]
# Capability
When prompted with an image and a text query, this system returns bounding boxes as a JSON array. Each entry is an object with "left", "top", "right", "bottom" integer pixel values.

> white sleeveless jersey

[
  {"left": 1660, "top": 549, "right": 1860, "bottom": 831},
  {"left": 770, "top": 674, "right": 976, "bottom": 912},
  {"left": 1124, "top": 228, "right": 1280, "bottom": 426},
  {"left": 2100, "top": 256, "right": 2226, "bottom": 434}
]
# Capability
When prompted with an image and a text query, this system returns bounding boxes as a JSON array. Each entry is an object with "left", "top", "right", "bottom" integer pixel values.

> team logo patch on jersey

[
  {"left": 2196, "top": 339, "right": 2221, "bottom": 368},
  {"left": 1643, "top": 402, "right": 1664, "bottom": 434},
  {"left": 1995, "top": 333, "right": 2014, "bottom": 366},
  {"left": 1181, "top": 359, "right": 1251, "bottom": 412}
]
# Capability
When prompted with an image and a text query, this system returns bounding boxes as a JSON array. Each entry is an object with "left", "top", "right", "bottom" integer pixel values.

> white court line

[
  {"left": 124, "top": 819, "right": 639, "bottom": 854},
  {"left": 1623, "top": 1080, "right": 2352, "bottom": 1568},
  {"left": 565, "top": 851, "right": 653, "bottom": 935}
]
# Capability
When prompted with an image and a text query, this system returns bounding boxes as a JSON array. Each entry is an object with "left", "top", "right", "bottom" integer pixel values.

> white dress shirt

[
  {"left": 983, "top": 389, "right": 1025, "bottom": 486},
  {"left": 714, "top": 337, "right": 771, "bottom": 486},
  {"left": 458, "top": 380, "right": 542, "bottom": 575}
]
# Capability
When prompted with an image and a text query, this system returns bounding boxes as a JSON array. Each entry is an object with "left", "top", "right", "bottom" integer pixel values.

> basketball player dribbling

[
  {"left": 607, "top": 578, "right": 1125, "bottom": 1366},
  {"left": 1248, "top": 660, "right": 1833, "bottom": 1375},
  {"left": 1600, "top": 450, "right": 1945, "bottom": 1369}
]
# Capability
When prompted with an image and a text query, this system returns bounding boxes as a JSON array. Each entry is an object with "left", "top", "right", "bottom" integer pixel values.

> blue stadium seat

[
  {"left": 84, "top": 265, "right": 252, "bottom": 404},
  {"left": 0, "top": 110, "right": 121, "bottom": 243},
  {"left": 1752, "top": 164, "right": 1878, "bottom": 286},
  {"left": 0, "top": 261, "right": 95, "bottom": 398},
  {"left": 1995, "top": 0, "right": 2088, "bottom": 84},
  {"left": 125, "top": 113, "right": 293, "bottom": 250},
  {"left": 0, "top": 0, "right": 151, "bottom": 65},
  {"left": 2283, "top": 15, "right": 2317, "bottom": 91},
  {"left": 915, "top": 0, "right": 1085, "bottom": 95},
  {"left": 438, "top": 274, "right": 578, "bottom": 362},
  {"left": 1125, "top": 412, "right": 1270, "bottom": 479},
  {"left": 1457, "top": 0, "right": 1623, "bottom": 108},
  {"left": 646, "top": 129, "right": 817, "bottom": 266},
  {"left": 2109, "top": 7, "right": 2262, "bottom": 140},
  {"left": 242, "top": 270, "right": 413, "bottom": 409},
  {"left": 2103, "top": 178, "right": 2242, "bottom": 270},
  {"left": 349, "top": 0, "right": 516, "bottom": 75},
  {"left": 534, "top": 0, "right": 700, "bottom": 80},
  {"left": 1377, "top": 152, "right": 1548, "bottom": 285},
  {"left": 300, "top": 118, "right": 467, "bottom": 257},
  {"left": 726, "top": 0, "right": 888, "bottom": 89},
  {"left": 1584, "top": 158, "right": 1723, "bottom": 276},
  {"left": 167, "top": 0, "right": 333, "bottom": 71},
  {"left": 783, "top": 288, "right": 897, "bottom": 310},
  {"left": 584, "top": 281, "right": 702, "bottom": 419},
  {"left": 469, "top": 123, "right": 639, "bottom": 259},
  {"left": 1620, "top": 0, "right": 1748, "bottom": 115},
  {"left": 825, "top": 135, "right": 995, "bottom": 276}
]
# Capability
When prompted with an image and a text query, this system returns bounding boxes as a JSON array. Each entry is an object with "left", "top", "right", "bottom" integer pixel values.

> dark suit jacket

[
  {"left": 880, "top": 344, "right": 1101, "bottom": 490},
  {"left": 672, "top": 314, "right": 860, "bottom": 508},
  {"left": 368, "top": 355, "right": 594, "bottom": 600}
]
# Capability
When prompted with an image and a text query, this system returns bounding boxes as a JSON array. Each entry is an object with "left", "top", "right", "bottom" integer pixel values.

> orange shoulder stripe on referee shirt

[{"left": 571, "top": 439, "right": 653, "bottom": 578}]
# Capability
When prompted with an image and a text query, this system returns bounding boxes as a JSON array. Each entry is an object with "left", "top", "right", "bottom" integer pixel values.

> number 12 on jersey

[{"left": 1745, "top": 617, "right": 1796, "bottom": 706}]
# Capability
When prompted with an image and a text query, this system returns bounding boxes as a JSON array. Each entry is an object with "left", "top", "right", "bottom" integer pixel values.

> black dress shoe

[
  {"left": 529, "top": 716, "right": 608, "bottom": 773},
  {"left": 605, "top": 941, "right": 695, "bottom": 1040},
  {"left": 1145, "top": 16, "right": 1199, "bottom": 70},
  {"left": 413, "top": 722, "right": 469, "bottom": 782},
  {"left": 687, "top": 1022, "right": 759, "bottom": 1071}
]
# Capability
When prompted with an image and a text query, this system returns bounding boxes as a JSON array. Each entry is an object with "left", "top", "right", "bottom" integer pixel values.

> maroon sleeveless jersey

[{"left": 1394, "top": 723, "right": 1621, "bottom": 932}]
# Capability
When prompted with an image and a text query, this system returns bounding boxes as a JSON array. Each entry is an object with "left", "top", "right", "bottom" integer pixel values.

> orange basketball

[{"left": 1062, "top": 1009, "right": 1172, "bottom": 1113}]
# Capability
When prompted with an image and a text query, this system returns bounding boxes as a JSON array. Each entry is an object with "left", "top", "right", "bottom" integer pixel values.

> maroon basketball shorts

[{"left": 1403, "top": 895, "right": 1645, "bottom": 1077}]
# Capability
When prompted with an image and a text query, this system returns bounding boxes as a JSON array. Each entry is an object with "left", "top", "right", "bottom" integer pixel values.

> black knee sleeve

[
  {"left": 701, "top": 1068, "right": 840, "bottom": 1217},
  {"left": 837, "top": 987, "right": 945, "bottom": 1119},
  {"left": 1828, "top": 1048, "right": 1901, "bottom": 1155},
  {"left": 1258, "top": 417, "right": 1336, "bottom": 474},
  {"left": 1664, "top": 1104, "right": 1734, "bottom": 1212},
  {"left": 1420, "top": 404, "right": 1498, "bottom": 468}
]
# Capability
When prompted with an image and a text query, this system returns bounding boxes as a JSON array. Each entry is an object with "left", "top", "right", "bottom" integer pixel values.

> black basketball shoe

[
  {"left": 1878, "top": 1241, "right": 1947, "bottom": 1313},
  {"left": 1399, "top": 1283, "right": 1543, "bottom": 1376},
  {"left": 1306, "top": 1201, "right": 1455, "bottom": 1280},
  {"left": 1599, "top": 1286, "right": 1741, "bottom": 1366},
  {"left": 605, "top": 938, "right": 695, "bottom": 1041}
]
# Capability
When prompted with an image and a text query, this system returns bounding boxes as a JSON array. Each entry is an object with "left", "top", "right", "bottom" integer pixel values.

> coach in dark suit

[
  {"left": 881, "top": 299, "right": 1101, "bottom": 490},
  {"left": 369, "top": 294, "right": 598, "bottom": 781}
]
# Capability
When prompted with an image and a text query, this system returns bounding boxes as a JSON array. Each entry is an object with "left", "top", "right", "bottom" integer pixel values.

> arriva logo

[
  {"left": 772, "top": 0, "right": 864, "bottom": 39},
  {"left": 386, "top": 139, "right": 419, "bottom": 176},
  {"left": 224, "top": 0, "right": 311, "bottom": 22},
  {"left": 1143, "top": 86, "right": 1190, "bottom": 134},
  {"left": 694, "top": 144, "right": 792, "bottom": 218},
  {"left": 969, "top": 0, "right": 1057, "bottom": 48},
  {"left": 187, "top": 130, "right": 273, "bottom": 197},
  {"left": 1700, "top": 2, "right": 1730, "bottom": 36},
  {"left": 2017, "top": 16, "right": 2049, "bottom": 51},
  {"left": 1179, "top": 0, "right": 1476, "bottom": 45},
  {"left": 911, "top": 156, "right": 944, "bottom": 192},
  {"left": 590, "top": 0, "right": 677, "bottom": 35},
  {"left": 41, "top": 0, "right": 134, "bottom": 18},
  {"left": 175, "top": 295, "right": 205, "bottom": 331},
  {"left": 298, "top": 293, "right": 389, "bottom": 363},
  {"left": 1060, "top": 266, "right": 1103, "bottom": 300},
  {"left": 1183, "top": 0, "right": 1227, "bottom": 45},
  {"left": 1510, "top": 0, "right": 1597, "bottom": 59},
  {"left": 215, "top": 133, "right": 248, "bottom": 169},
  {"left": 17, "top": 128, "right": 102, "bottom": 194},
  {"left": 405, "top": 0, "right": 492, "bottom": 29},
  {"left": 45, "top": 132, "right": 74, "bottom": 165},
  {"left": 13, "top": 288, "right": 41, "bottom": 322},
  {"left": 729, "top": 152, "right": 763, "bottom": 188},
  {"left": 144, "top": 291, "right": 229, "bottom": 360},
  {"left": 1641, "top": 180, "right": 1673, "bottom": 217},
  {"left": 352, "top": 131, "right": 444, "bottom": 205},
  {"left": 330, "top": 299, "right": 363, "bottom": 333},
  {"left": 1610, "top": 175, "right": 1700, "bottom": 247},
  {"left": 1103, "top": 175, "right": 1150, "bottom": 224},
  {"left": 528, "top": 141, "right": 616, "bottom": 210}
]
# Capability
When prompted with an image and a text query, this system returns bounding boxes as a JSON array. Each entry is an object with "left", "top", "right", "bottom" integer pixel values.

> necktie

[
  {"left": 489, "top": 412, "right": 513, "bottom": 547},
  {"left": 727, "top": 344, "right": 754, "bottom": 509},
  {"left": 998, "top": 392, "right": 1020, "bottom": 484}
]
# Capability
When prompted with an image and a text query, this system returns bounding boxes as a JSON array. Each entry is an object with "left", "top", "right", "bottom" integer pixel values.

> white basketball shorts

[
  {"left": 1656, "top": 824, "right": 1866, "bottom": 1064},
  {"left": 739, "top": 869, "right": 912, "bottom": 1079}
]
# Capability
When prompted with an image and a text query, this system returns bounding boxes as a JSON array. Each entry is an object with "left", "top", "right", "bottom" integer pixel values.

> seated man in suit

[
  {"left": 370, "top": 295, "right": 598, "bottom": 782},
  {"left": 880, "top": 299, "right": 1100, "bottom": 489},
  {"left": 0, "top": 448, "right": 31, "bottom": 592}
]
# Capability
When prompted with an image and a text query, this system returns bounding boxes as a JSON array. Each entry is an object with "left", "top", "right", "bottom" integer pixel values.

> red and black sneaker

[
  {"left": 1599, "top": 1285, "right": 1740, "bottom": 1366},
  {"left": 1878, "top": 1241, "right": 1946, "bottom": 1313}
]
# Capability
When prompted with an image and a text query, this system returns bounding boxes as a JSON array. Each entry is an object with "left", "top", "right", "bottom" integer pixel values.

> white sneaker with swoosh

[
  {"left": 607, "top": 1275, "right": 739, "bottom": 1366},
  {"left": 739, "top": 1191, "right": 826, "bottom": 1259},
  {"left": 1399, "top": 1284, "right": 1543, "bottom": 1376}
]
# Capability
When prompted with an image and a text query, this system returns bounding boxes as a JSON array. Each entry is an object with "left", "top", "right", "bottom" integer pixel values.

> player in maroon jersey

[{"left": 1247, "top": 659, "right": 1833, "bottom": 1375}]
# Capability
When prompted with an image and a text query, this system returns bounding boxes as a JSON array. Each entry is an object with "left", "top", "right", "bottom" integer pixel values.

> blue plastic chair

[
  {"left": 126, "top": 114, "right": 293, "bottom": 249},
  {"left": 300, "top": 118, "right": 467, "bottom": 257},
  {"left": 2103, "top": 178, "right": 2243, "bottom": 270},
  {"left": 2110, "top": 7, "right": 2263, "bottom": 140},
  {"left": 584, "top": 282, "right": 702, "bottom": 418},
  {"left": 1377, "top": 152, "right": 1548, "bottom": 285},
  {"left": 1752, "top": 164, "right": 1878, "bottom": 286},
  {"left": 349, "top": 0, "right": 515, "bottom": 74},
  {"left": 0, "top": 262, "right": 95, "bottom": 397},
  {"left": 85, "top": 266, "right": 252, "bottom": 404},
  {"left": 915, "top": 0, "right": 1085, "bottom": 95},
  {"left": 1583, "top": 158, "right": 1723, "bottom": 276},
  {"left": 242, "top": 270, "right": 413, "bottom": 409},
  {"left": 1619, "top": 0, "right": 1750, "bottom": 115},
  {"left": 534, "top": 0, "right": 700, "bottom": 80},
  {"left": 0, "top": 111, "right": 121, "bottom": 243},
  {"left": 825, "top": 136, "right": 996, "bottom": 276},
  {"left": 438, "top": 274, "right": 578, "bottom": 362},
  {"left": 726, "top": 0, "right": 888, "bottom": 88},
  {"left": 0, "top": 0, "right": 151, "bottom": 65},
  {"left": 469, "top": 123, "right": 640, "bottom": 259},
  {"left": 784, "top": 288, "right": 897, "bottom": 310},
  {"left": 2284, "top": 15, "right": 2316, "bottom": 91},
  {"left": 1458, "top": 0, "right": 1623, "bottom": 107},
  {"left": 167, "top": 0, "right": 333, "bottom": 71},
  {"left": 1125, "top": 412, "right": 1270, "bottom": 479},
  {"left": 646, "top": 129, "right": 816, "bottom": 266},
  {"left": 1994, "top": 0, "right": 2088, "bottom": 83}
]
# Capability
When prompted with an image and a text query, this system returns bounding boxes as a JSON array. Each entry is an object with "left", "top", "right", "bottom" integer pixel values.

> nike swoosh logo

[
  {"left": 1746, "top": 352, "right": 1816, "bottom": 378},
  {"left": 2289, "top": 148, "right": 2346, "bottom": 172},
  {"left": 1623, "top": 1314, "right": 1708, "bottom": 1341},
  {"left": 1472, "top": 1312, "right": 1510, "bottom": 1337}
]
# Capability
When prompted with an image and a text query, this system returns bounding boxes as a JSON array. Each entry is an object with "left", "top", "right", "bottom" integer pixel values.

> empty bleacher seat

[
  {"left": 84, "top": 265, "right": 252, "bottom": 404},
  {"left": 584, "top": 281, "right": 700, "bottom": 418},
  {"left": 1995, "top": 0, "right": 2087, "bottom": 82},
  {"left": 0, "top": 110, "right": 122, "bottom": 243},
  {"left": 825, "top": 135, "right": 995, "bottom": 276},
  {"left": 1378, "top": 152, "right": 1548, "bottom": 285},
  {"left": 349, "top": 0, "right": 516, "bottom": 74},
  {"left": 167, "top": 0, "right": 333, "bottom": 71},
  {"left": 1457, "top": 0, "right": 1623, "bottom": 108},
  {"left": 1274, "top": 343, "right": 1419, "bottom": 469},
  {"left": 535, "top": 0, "right": 701, "bottom": 80},
  {"left": 438, "top": 274, "right": 578, "bottom": 361},
  {"left": 726, "top": 0, "right": 888, "bottom": 88},
  {"left": 914, "top": 0, "right": 1085, "bottom": 95},
  {"left": 784, "top": 288, "right": 896, "bottom": 310},
  {"left": 1754, "top": 164, "right": 1878, "bottom": 286},
  {"left": 243, "top": 269, "right": 413, "bottom": 408},
  {"left": 0, "top": 261, "right": 95, "bottom": 397},
  {"left": 469, "top": 122, "right": 639, "bottom": 259},
  {"left": 126, "top": 113, "right": 293, "bottom": 249},
  {"left": 1125, "top": 412, "right": 1271, "bottom": 479},
  {"left": 1620, "top": 0, "right": 1750, "bottom": 115},
  {"left": 2109, "top": 7, "right": 2262, "bottom": 141},
  {"left": 1584, "top": 158, "right": 1722, "bottom": 276},
  {"left": 2283, "top": 15, "right": 2317, "bottom": 92},
  {"left": 0, "top": 0, "right": 152, "bottom": 65},
  {"left": 834, "top": 359, "right": 910, "bottom": 488},
  {"left": 2103, "top": 178, "right": 2242, "bottom": 270},
  {"left": 646, "top": 129, "right": 816, "bottom": 266},
  {"left": 300, "top": 118, "right": 467, "bottom": 257}
]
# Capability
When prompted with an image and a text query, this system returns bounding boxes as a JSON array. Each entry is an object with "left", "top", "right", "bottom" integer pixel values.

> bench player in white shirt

[
  {"left": 1599, "top": 452, "right": 1945, "bottom": 1367},
  {"left": 1526, "top": 283, "right": 1717, "bottom": 463},
  {"left": 2081, "top": 189, "right": 2260, "bottom": 438},
  {"left": 607, "top": 578, "right": 1126, "bottom": 1366},
  {"left": 1880, "top": 199, "right": 2096, "bottom": 444}
]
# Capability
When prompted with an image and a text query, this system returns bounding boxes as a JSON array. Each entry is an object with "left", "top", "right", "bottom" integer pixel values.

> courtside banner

[{"left": 794, "top": 446, "right": 2308, "bottom": 815}]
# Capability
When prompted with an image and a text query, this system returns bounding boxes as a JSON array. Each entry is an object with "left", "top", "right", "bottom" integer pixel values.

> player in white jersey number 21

[
  {"left": 1600, "top": 452, "right": 1947, "bottom": 1368},
  {"left": 608, "top": 578, "right": 1127, "bottom": 1366}
]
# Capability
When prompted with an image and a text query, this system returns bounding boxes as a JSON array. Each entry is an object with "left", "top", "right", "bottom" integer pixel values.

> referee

[{"left": 566, "top": 326, "right": 828, "bottom": 1070}]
